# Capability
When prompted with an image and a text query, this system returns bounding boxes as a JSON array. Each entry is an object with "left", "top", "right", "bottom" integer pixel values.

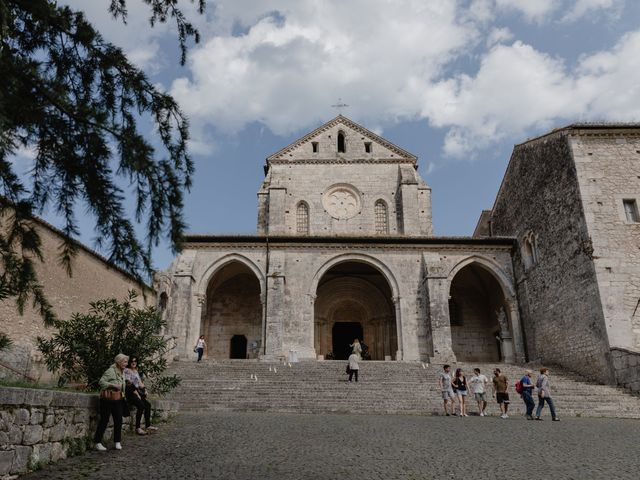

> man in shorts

[
  {"left": 469, "top": 368, "right": 489, "bottom": 416},
  {"left": 438, "top": 364, "right": 456, "bottom": 416},
  {"left": 492, "top": 368, "right": 510, "bottom": 419}
]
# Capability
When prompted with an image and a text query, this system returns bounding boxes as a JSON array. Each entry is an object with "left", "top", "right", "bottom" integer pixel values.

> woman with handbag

[
  {"left": 94, "top": 353, "right": 128, "bottom": 451},
  {"left": 124, "top": 357, "right": 158, "bottom": 435}
]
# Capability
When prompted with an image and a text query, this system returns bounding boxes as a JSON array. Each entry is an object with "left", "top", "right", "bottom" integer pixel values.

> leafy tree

[
  {"left": 0, "top": 331, "right": 12, "bottom": 352},
  {"left": 0, "top": 0, "right": 204, "bottom": 326},
  {"left": 37, "top": 290, "right": 180, "bottom": 394}
]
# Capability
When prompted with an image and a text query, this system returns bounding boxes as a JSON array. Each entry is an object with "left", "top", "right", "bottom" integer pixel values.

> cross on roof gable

[{"left": 266, "top": 115, "right": 418, "bottom": 163}]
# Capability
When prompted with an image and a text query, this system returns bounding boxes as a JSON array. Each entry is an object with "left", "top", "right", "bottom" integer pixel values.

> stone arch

[
  {"left": 197, "top": 256, "right": 265, "bottom": 360},
  {"left": 446, "top": 255, "right": 523, "bottom": 362},
  {"left": 310, "top": 254, "right": 401, "bottom": 360}
]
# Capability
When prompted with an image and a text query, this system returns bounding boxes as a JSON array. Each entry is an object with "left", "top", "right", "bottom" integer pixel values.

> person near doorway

[
  {"left": 452, "top": 368, "right": 468, "bottom": 416},
  {"left": 520, "top": 369, "right": 536, "bottom": 420},
  {"left": 348, "top": 352, "right": 359, "bottom": 382},
  {"left": 195, "top": 335, "right": 206, "bottom": 362},
  {"left": 124, "top": 357, "right": 159, "bottom": 435},
  {"left": 438, "top": 364, "right": 456, "bottom": 416},
  {"left": 492, "top": 368, "right": 510, "bottom": 419},
  {"left": 535, "top": 368, "right": 560, "bottom": 421},
  {"left": 469, "top": 368, "right": 489, "bottom": 416},
  {"left": 350, "top": 338, "right": 362, "bottom": 360},
  {"left": 94, "top": 353, "right": 128, "bottom": 451}
]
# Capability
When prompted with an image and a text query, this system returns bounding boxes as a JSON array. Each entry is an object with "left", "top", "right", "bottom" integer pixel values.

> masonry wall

[
  {"left": 490, "top": 133, "right": 615, "bottom": 383},
  {"left": 0, "top": 387, "right": 178, "bottom": 476},
  {"left": 570, "top": 133, "right": 640, "bottom": 351},
  {"left": 0, "top": 221, "right": 155, "bottom": 382}
]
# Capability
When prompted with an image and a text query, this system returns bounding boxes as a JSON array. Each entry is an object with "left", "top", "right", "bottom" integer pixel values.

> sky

[{"left": 35, "top": 1, "right": 640, "bottom": 271}]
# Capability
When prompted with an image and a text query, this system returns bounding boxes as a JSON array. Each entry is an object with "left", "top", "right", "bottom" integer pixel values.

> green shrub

[
  {"left": 0, "top": 331, "right": 12, "bottom": 352},
  {"left": 37, "top": 291, "right": 179, "bottom": 393}
]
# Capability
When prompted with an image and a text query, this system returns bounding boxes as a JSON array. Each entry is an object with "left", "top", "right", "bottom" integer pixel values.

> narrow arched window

[
  {"left": 375, "top": 200, "right": 389, "bottom": 234},
  {"left": 159, "top": 292, "right": 168, "bottom": 311},
  {"left": 337, "top": 131, "right": 346, "bottom": 153},
  {"left": 296, "top": 201, "right": 309, "bottom": 234}
]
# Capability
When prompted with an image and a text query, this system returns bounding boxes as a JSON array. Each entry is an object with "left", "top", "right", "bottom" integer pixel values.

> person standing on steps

[
  {"left": 469, "top": 368, "right": 489, "bottom": 416},
  {"left": 350, "top": 338, "right": 362, "bottom": 360},
  {"left": 94, "top": 353, "right": 128, "bottom": 451},
  {"left": 195, "top": 335, "right": 206, "bottom": 362},
  {"left": 520, "top": 369, "right": 536, "bottom": 420},
  {"left": 492, "top": 368, "right": 510, "bottom": 419},
  {"left": 535, "top": 367, "right": 560, "bottom": 421},
  {"left": 438, "top": 364, "right": 456, "bottom": 416},
  {"left": 452, "top": 368, "right": 468, "bottom": 416},
  {"left": 348, "top": 352, "right": 359, "bottom": 382}
]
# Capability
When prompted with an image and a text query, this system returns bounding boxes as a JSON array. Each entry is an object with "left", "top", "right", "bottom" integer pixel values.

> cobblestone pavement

[{"left": 22, "top": 412, "right": 640, "bottom": 480}]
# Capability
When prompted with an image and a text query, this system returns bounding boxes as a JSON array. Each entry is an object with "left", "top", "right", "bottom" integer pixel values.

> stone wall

[
  {"left": 570, "top": 132, "right": 640, "bottom": 350},
  {"left": 0, "top": 219, "right": 155, "bottom": 382},
  {"left": 0, "top": 387, "right": 178, "bottom": 477},
  {"left": 610, "top": 347, "right": 640, "bottom": 393},
  {"left": 490, "top": 132, "right": 615, "bottom": 383}
]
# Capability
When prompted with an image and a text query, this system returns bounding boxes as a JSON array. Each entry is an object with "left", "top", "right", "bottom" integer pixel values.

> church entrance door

[
  {"left": 332, "top": 322, "right": 363, "bottom": 360},
  {"left": 230, "top": 335, "right": 248, "bottom": 359}
]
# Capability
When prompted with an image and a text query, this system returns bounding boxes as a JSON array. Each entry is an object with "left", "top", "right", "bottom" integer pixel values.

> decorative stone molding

[{"left": 322, "top": 184, "right": 362, "bottom": 220}]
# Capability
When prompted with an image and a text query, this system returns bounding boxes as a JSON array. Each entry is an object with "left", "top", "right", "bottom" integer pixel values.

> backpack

[{"left": 515, "top": 380, "right": 523, "bottom": 394}]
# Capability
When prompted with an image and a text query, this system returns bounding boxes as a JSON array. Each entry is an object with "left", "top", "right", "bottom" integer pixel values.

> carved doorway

[{"left": 230, "top": 335, "right": 247, "bottom": 359}]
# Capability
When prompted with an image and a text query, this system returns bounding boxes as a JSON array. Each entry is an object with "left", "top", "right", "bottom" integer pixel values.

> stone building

[
  {"left": 159, "top": 116, "right": 526, "bottom": 366},
  {"left": 0, "top": 217, "right": 155, "bottom": 382},
  {"left": 475, "top": 124, "right": 640, "bottom": 386}
]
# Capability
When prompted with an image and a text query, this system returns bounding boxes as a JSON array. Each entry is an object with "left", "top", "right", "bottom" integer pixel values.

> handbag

[{"left": 100, "top": 389, "right": 122, "bottom": 401}]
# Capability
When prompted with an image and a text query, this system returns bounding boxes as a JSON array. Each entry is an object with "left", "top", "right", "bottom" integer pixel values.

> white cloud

[
  {"left": 562, "top": 0, "right": 622, "bottom": 23},
  {"left": 494, "top": 0, "right": 557, "bottom": 22},
  {"left": 486, "top": 27, "right": 514, "bottom": 47}
]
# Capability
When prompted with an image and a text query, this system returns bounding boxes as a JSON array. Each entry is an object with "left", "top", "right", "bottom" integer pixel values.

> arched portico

[
  {"left": 445, "top": 256, "right": 524, "bottom": 363},
  {"left": 310, "top": 255, "right": 401, "bottom": 360}
]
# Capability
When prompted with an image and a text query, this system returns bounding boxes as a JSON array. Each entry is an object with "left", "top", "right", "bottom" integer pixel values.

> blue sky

[{"left": 37, "top": 1, "right": 640, "bottom": 271}]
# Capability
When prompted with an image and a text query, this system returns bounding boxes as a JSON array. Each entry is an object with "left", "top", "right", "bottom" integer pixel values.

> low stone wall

[
  {"left": 611, "top": 347, "right": 640, "bottom": 394},
  {"left": 0, "top": 387, "right": 179, "bottom": 477}
]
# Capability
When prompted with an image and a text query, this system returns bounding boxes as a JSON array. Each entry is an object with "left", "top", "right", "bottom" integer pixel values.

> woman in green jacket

[{"left": 94, "top": 353, "right": 128, "bottom": 451}]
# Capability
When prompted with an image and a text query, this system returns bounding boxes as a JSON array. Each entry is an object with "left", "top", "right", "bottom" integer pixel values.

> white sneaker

[
  {"left": 95, "top": 443, "right": 107, "bottom": 452},
  {"left": 504, "top": 414, "right": 509, "bottom": 419},
  {"left": 500, "top": 414, "right": 507, "bottom": 419},
  {"left": 480, "top": 412, "right": 485, "bottom": 417},
  {"left": 115, "top": 442, "right": 122, "bottom": 450}
]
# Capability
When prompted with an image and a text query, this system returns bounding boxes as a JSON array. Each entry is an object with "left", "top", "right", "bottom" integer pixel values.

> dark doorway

[
  {"left": 230, "top": 335, "right": 247, "bottom": 359},
  {"left": 332, "top": 322, "right": 363, "bottom": 360}
]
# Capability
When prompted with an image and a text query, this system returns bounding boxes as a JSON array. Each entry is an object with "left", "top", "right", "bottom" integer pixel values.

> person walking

[
  {"left": 347, "top": 352, "right": 359, "bottom": 382},
  {"left": 469, "top": 368, "right": 489, "bottom": 416},
  {"left": 350, "top": 338, "right": 362, "bottom": 360},
  {"left": 94, "top": 353, "right": 128, "bottom": 451},
  {"left": 195, "top": 335, "right": 206, "bottom": 362},
  {"left": 452, "top": 368, "right": 468, "bottom": 416},
  {"left": 535, "top": 368, "right": 560, "bottom": 421},
  {"left": 124, "top": 357, "right": 159, "bottom": 435},
  {"left": 438, "top": 364, "right": 456, "bottom": 416},
  {"left": 520, "top": 369, "right": 536, "bottom": 420},
  {"left": 492, "top": 368, "right": 510, "bottom": 419}
]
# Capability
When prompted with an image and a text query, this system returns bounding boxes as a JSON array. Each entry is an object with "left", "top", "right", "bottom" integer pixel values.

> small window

[
  {"left": 623, "top": 199, "right": 640, "bottom": 223},
  {"left": 159, "top": 292, "right": 168, "bottom": 311},
  {"left": 337, "top": 131, "right": 346, "bottom": 153},
  {"left": 522, "top": 231, "right": 538, "bottom": 270},
  {"left": 374, "top": 200, "right": 389, "bottom": 234},
  {"left": 312, "top": 142, "right": 319, "bottom": 153},
  {"left": 296, "top": 202, "right": 309, "bottom": 234},
  {"left": 364, "top": 142, "right": 372, "bottom": 153}
]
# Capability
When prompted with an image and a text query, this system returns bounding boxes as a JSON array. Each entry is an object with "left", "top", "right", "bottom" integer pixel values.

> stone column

[
  {"left": 167, "top": 274, "right": 194, "bottom": 359},
  {"left": 264, "top": 273, "right": 285, "bottom": 359},
  {"left": 425, "top": 276, "right": 457, "bottom": 363},
  {"left": 506, "top": 297, "right": 526, "bottom": 363}
]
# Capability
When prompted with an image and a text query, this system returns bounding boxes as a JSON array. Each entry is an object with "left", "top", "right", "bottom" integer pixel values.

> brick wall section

[
  {"left": 490, "top": 133, "right": 614, "bottom": 383},
  {"left": 610, "top": 347, "right": 640, "bottom": 393},
  {"left": 570, "top": 133, "right": 640, "bottom": 350},
  {"left": 0, "top": 219, "right": 155, "bottom": 381},
  {"left": 0, "top": 387, "right": 178, "bottom": 476}
]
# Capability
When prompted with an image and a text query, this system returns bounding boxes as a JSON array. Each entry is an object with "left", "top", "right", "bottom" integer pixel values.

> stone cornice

[{"left": 269, "top": 158, "right": 416, "bottom": 166}]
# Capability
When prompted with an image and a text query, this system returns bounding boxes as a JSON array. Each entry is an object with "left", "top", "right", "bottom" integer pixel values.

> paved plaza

[{"left": 22, "top": 411, "right": 640, "bottom": 480}]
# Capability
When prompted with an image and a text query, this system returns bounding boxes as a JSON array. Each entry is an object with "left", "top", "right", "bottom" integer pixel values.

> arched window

[
  {"left": 296, "top": 201, "right": 309, "bottom": 234},
  {"left": 522, "top": 231, "right": 538, "bottom": 270},
  {"left": 375, "top": 200, "right": 389, "bottom": 234},
  {"left": 159, "top": 292, "right": 168, "bottom": 311},
  {"left": 337, "top": 131, "right": 346, "bottom": 153}
]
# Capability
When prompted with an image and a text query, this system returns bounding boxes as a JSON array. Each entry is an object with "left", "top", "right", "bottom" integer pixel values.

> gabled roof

[{"left": 266, "top": 115, "right": 418, "bottom": 162}]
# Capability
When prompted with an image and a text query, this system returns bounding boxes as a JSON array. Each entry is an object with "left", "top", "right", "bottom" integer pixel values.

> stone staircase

[{"left": 166, "top": 360, "right": 640, "bottom": 418}]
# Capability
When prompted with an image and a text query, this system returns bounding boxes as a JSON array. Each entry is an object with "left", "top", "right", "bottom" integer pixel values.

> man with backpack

[{"left": 517, "top": 369, "right": 536, "bottom": 420}]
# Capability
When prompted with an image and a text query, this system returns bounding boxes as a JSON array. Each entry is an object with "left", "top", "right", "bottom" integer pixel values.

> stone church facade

[
  {"left": 159, "top": 117, "right": 640, "bottom": 388},
  {"left": 159, "top": 116, "right": 526, "bottom": 367}
]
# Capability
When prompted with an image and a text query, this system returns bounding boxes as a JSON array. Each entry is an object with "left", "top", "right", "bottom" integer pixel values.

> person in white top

[
  {"left": 195, "top": 335, "right": 206, "bottom": 362},
  {"left": 469, "top": 368, "right": 490, "bottom": 416},
  {"left": 347, "top": 353, "right": 359, "bottom": 382}
]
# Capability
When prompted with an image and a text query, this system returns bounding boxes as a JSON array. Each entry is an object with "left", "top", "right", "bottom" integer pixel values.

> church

[{"left": 158, "top": 116, "right": 640, "bottom": 391}]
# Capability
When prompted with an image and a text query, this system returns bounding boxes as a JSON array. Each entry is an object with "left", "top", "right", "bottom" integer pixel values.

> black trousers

[
  {"left": 349, "top": 369, "right": 359, "bottom": 382},
  {"left": 129, "top": 393, "right": 152, "bottom": 429},
  {"left": 94, "top": 398, "right": 123, "bottom": 443}
]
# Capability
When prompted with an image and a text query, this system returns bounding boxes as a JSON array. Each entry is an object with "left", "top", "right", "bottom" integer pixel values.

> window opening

[
  {"left": 296, "top": 202, "right": 309, "bottom": 234},
  {"left": 623, "top": 199, "right": 640, "bottom": 223},
  {"left": 312, "top": 142, "right": 319, "bottom": 153},
  {"left": 364, "top": 142, "right": 372, "bottom": 153},
  {"left": 374, "top": 200, "right": 389, "bottom": 234},
  {"left": 337, "top": 131, "right": 346, "bottom": 153}
]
